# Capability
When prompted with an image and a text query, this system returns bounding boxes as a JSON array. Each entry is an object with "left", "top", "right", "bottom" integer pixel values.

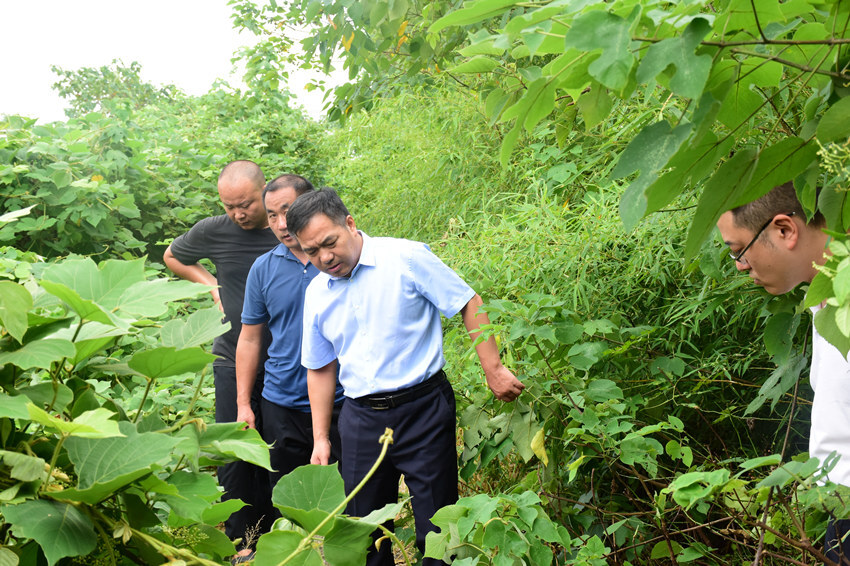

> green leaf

[
  {"left": 739, "top": 454, "right": 782, "bottom": 472},
  {"left": 615, "top": 121, "right": 693, "bottom": 231},
  {"left": 500, "top": 77, "right": 557, "bottom": 133},
  {"left": 17, "top": 382, "right": 73, "bottom": 412},
  {"left": 359, "top": 501, "right": 405, "bottom": 526},
  {"left": 202, "top": 498, "right": 247, "bottom": 526},
  {"left": 745, "top": 354, "right": 808, "bottom": 414},
  {"left": 0, "top": 281, "right": 32, "bottom": 343},
  {"left": 836, "top": 302, "right": 850, "bottom": 337},
  {"left": 651, "top": 540, "right": 683, "bottom": 560},
  {"left": 715, "top": 59, "right": 783, "bottom": 129},
  {"left": 28, "top": 406, "right": 122, "bottom": 439},
  {"left": 255, "top": 530, "right": 323, "bottom": 566},
  {"left": 576, "top": 85, "right": 612, "bottom": 130},
  {"left": 55, "top": 421, "right": 180, "bottom": 504},
  {"left": 0, "top": 395, "right": 30, "bottom": 419},
  {"left": 817, "top": 96, "right": 850, "bottom": 144},
  {"left": 459, "top": 34, "right": 505, "bottom": 57},
  {"left": 819, "top": 184, "right": 850, "bottom": 232},
  {"left": 805, "top": 272, "right": 834, "bottom": 308},
  {"left": 639, "top": 130, "right": 731, "bottom": 218},
  {"left": 160, "top": 306, "right": 229, "bottom": 349},
  {"left": 42, "top": 257, "right": 144, "bottom": 309},
  {"left": 0, "top": 338, "right": 76, "bottom": 370},
  {"left": 0, "top": 547, "right": 18, "bottom": 566},
  {"left": 429, "top": 0, "right": 520, "bottom": 34},
  {"left": 47, "top": 321, "right": 129, "bottom": 364},
  {"left": 484, "top": 88, "right": 511, "bottom": 126},
  {"left": 128, "top": 346, "right": 216, "bottom": 379},
  {"left": 663, "top": 469, "right": 730, "bottom": 510},
  {"left": 563, "top": 9, "right": 636, "bottom": 91},
  {"left": 50, "top": 168, "right": 72, "bottom": 189},
  {"left": 187, "top": 523, "right": 236, "bottom": 558},
  {"left": 0, "top": 450, "right": 46, "bottom": 482},
  {"left": 731, "top": 138, "right": 819, "bottom": 208},
  {"left": 176, "top": 421, "right": 272, "bottom": 469},
  {"left": 718, "top": 0, "right": 821, "bottom": 34},
  {"left": 273, "top": 464, "right": 346, "bottom": 533},
  {"left": 118, "top": 279, "right": 211, "bottom": 317},
  {"left": 509, "top": 405, "right": 539, "bottom": 462},
  {"left": 684, "top": 148, "right": 759, "bottom": 259},
  {"left": 763, "top": 312, "right": 799, "bottom": 363},
  {"left": 757, "top": 457, "right": 821, "bottom": 488},
  {"left": 585, "top": 379, "right": 623, "bottom": 402},
  {"left": 449, "top": 56, "right": 498, "bottom": 74},
  {"left": 636, "top": 18, "right": 712, "bottom": 99},
  {"left": 500, "top": 121, "right": 523, "bottom": 168},
  {"left": 38, "top": 280, "right": 117, "bottom": 326},
  {"left": 835, "top": 266, "right": 850, "bottom": 305},
  {"left": 161, "top": 471, "right": 225, "bottom": 523},
  {"left": 323, "top": 517, "right": 378, "bottom": 566},
  {"left": 1, "top": 500, "right": 97, "bottom": 565},
  {"left": 815, "top": 304, "right": 850, "bottom": 357}
]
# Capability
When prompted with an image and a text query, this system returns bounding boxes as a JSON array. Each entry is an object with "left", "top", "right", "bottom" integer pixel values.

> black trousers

[
  {"left": 261, "top": 397, "right": 343, "bottom": 491},
  {"left": 826, "top": 518, "right": 850, "bottom": 565},
  {"left": 340, "top": 376, "right": 458, "bottom": 566},
  {"left": 214, "top": 365, "right": 275, "bottom": 547}
]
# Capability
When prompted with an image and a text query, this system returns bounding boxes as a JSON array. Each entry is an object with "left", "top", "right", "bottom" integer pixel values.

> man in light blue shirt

[
  {"left": 287, "top": 188, "right": 524, "bottom": 566},
  {"left": 235, "top": 175, "right": 344, "bottom": 494}
]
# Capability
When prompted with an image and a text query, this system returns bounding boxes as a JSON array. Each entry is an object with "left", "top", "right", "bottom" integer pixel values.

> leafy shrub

[
  {"left": 1, "top": 63, "right": 328, "bottom": 259},
  {"left": 0, "top": 248, "right": 270, "bottom": 565}
]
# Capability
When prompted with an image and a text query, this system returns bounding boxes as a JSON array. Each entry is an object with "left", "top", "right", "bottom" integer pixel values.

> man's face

[
  {"left": 264, "top": 186, "right": 301, "bottom": 249},
  {"left": 717, "top": 211, "right": 796, "bottom": 295},
  {"left": 218, "top": 177, "right": 268, "bottom": 230},
  {"left": 295, "top": 213, "right": 362, "bottom": 277}
]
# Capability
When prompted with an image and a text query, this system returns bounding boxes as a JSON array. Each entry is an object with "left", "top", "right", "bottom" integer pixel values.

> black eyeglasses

[{"left": 729, "top": 211, "right": 796, "bottom": 264}]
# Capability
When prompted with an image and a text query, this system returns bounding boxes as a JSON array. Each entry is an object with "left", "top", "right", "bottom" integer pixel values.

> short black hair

[
  {"left": 286, "top": 188, "right": 350, "bottom": 237},
  {"left": 263, "top": 174, "right": 314, "bottom": 202},
  {"left": 731, "top": 181, "right": 825, "bottom": 232}
]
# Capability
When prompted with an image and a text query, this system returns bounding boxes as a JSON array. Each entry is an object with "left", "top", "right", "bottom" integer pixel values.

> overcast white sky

[{"left": 0, "top": 0, "right": 336, "bottom": 122}]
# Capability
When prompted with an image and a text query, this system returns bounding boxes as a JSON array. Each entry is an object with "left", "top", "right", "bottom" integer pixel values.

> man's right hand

[
  {"left": 311, "top": 438, "right": 331, "bottom": 465},
  {"left": 237, "top": 404, "right": 255, "bottom": 429}
]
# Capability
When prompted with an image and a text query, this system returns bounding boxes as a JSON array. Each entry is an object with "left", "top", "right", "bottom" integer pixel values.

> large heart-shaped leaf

[{"left": 1, "top": 500, "right": 96, "bottom": 565}]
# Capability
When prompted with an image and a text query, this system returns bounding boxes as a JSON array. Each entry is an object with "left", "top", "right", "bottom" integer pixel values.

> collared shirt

[
  {"left": 301, "top": 232, "right": 475, "bottom": 398},
  {"left": 810, "top": 305, "right": 850, "bottom": 486},
  {"left": 243, "top": 244, "right": 343, "bottom": 410}
]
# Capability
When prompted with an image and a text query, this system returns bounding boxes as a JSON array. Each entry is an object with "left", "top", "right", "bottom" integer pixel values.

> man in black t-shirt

[{"left": 164, "top": 160, "right": 278, "bottom": 559}]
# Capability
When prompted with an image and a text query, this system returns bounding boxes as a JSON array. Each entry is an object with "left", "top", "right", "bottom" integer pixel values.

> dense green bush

[
  {"left": 3, "top": 6, "right": 849, "bottom": 561},
  {"left": 0, "top": 248, "right": 271, "bottom": 565},
  {"left": 312, "top": 87, "right": 835, "bottom": 564},
  {"left": 0, "top": 64, "right": 328, "bottom": 259}
]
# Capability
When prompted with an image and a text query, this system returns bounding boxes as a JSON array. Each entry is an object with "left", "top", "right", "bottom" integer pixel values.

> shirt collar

[
  {"left": 272, "top": 243, "right": 296, "bottom": 259},
  {"left": 273, "top": 243, "right": 311, "bottom": 267}
]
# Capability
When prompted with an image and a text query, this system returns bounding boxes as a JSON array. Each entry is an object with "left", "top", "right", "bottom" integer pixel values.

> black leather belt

[{"left": 355, "top": 370, "right": 447, "bottom": 410}]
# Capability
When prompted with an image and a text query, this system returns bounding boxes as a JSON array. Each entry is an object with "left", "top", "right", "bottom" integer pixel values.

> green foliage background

[{"left": 2, "top": 0, "right": 850, "bottom": 564}]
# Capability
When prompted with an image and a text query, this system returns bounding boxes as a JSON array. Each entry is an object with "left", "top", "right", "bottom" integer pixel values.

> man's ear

[
  {"left": 774, "top": 214, "right": 800, "bottom": 249},
  {"left": 345, "top": 215, "right": 357, "bottom": 232}
]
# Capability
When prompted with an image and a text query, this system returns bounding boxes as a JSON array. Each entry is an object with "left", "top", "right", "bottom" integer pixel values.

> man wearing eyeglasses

[{"left": 716, "top": 181, "right": 848, "bottom": 562}]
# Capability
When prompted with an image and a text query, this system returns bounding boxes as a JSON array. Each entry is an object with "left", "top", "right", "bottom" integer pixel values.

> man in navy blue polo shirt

[
  {"left": 287, "top": 188, "right": 525, "bottom": 566},
  {"left": 235, "top": 175, "right": 344, "bottom": 491}
]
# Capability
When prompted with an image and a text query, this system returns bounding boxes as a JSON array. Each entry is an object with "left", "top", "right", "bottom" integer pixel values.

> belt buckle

[{"left": 370, "top": 396, "right": 392, "bottom": 410}]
